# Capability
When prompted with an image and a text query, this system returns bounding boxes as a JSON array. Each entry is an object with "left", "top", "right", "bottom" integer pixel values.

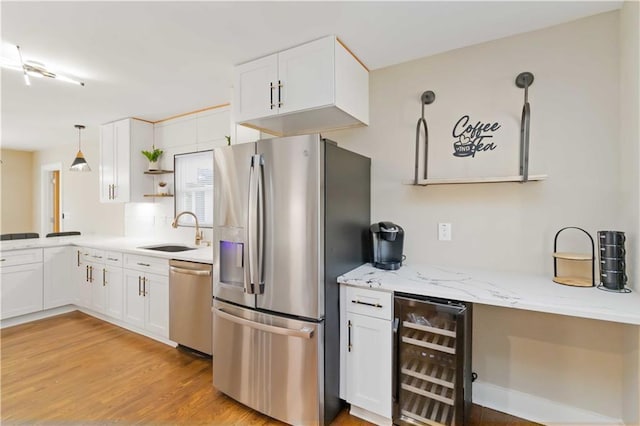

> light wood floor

[{"left": 1, "top": 312, "right": 537, "bottom": 425}]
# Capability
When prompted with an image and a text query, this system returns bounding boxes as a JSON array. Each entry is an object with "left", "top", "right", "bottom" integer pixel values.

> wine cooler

[{"left": 393, "top": 293, "right": 472, "bottom": 426}]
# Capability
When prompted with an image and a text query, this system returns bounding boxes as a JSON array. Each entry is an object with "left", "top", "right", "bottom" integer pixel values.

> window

[{"left": 174, "top": 150, "right": 213, "bottom": 228}]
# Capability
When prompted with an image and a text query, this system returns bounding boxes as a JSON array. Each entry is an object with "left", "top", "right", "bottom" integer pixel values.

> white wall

[
  {"left": 33, "top": 133, "right": 125, "bottom": 236},
  {"left": 326, "top": 11, "right": 634, "bottom": 423},
  {"left": 619, "top": 1, "right": 640, "bottom": 423}
]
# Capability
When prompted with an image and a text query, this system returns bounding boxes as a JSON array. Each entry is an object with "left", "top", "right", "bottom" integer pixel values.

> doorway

[{"left": 41, "top": 163, "right": 62, "bottom": 235}]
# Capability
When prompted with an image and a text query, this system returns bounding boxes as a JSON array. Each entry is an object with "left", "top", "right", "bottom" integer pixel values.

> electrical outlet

[{"left": 438, "top": 223, "right": 452, "bottom": 241}]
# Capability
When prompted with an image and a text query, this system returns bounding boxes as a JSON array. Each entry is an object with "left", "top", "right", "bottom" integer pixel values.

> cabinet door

[
  {"left": 0, "top": 263, "right": 44, "bottom": 320},
  {"left": 123, "top": 270, "right": 145, "bottom": 329},
  {"left": 144, "top": 273, "right": 169, "bottom": 338},
  {"left": 346, "top": 312, "right": 393, "bottom": 418},
  {"left": 277, "top": 36, "right": 334, "bottom": 115},
  {"left": 112, "top": 119, "right": 131, "bottom": 203},
  {"left": 104, "top": 265, "right": 124, "bottom": 320},
  {"left": 99, "top": 123, "right": 116, "bottom": 203},
  {"left": 77, "top": 261, "right": 92, "bottom": 309},
  {"left": 86, "top": 262, "right": 107, "bottom": 314},
  {"left": 43, "top": 246, "right": 75, "bottom": 309},
  {"left": 233, "top": 54, "right": 278, "bottom": 122}
]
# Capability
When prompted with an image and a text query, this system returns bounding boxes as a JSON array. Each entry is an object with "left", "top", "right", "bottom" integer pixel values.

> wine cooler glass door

[{"left": 394, "top": 295, "right": 467, "bottom": 426}]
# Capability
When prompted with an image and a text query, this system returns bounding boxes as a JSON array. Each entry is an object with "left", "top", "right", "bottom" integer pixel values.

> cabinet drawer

[
  {"left": 124, "top": 254, "right": 168, "bottom": 276},
  {"left": 79, "top": 247, "right": 93, "bottom": 263},
  {"left": 346, "top": 286, "right": 393, "bottom": 320},
  {"left": 104, "top": 251, "right": 123, "bottom": 266},
  {"left": 0, "top": 248, "right": 43, "bottom": 267}
]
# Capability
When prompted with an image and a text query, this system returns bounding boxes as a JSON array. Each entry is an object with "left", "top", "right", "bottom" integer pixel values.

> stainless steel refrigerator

[{"left": 211, "top": 134, "right": 370, "bottom": 425}]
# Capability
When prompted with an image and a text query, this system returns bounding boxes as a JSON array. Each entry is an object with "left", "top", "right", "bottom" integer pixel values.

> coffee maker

[{"left": 370, "top": 222, "right": 405, "bottom": 270}]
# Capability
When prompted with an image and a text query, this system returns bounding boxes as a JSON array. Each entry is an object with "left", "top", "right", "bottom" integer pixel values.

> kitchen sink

[{"left": 139, "top": 244, "right": 197, "bottom": 252}]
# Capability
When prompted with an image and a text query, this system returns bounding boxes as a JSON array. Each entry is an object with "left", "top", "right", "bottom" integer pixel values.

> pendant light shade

[{"left": 70, "top": 124, "right": 90, "bottom": 172}]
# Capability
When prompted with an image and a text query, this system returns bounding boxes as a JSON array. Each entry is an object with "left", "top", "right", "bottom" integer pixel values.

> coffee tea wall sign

[
  {"left": 408, "top": 71, "right": 547, "bottom": 185},
  {"left": 452, "top": 115, "right": 501, "bottom": 158}
]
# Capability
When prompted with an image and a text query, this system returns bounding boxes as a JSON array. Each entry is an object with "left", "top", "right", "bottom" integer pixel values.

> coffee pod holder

[
  {"left": 553, "top": 227, "right": 595, "bottom": 287},
  {"left": 597, "top": 230, "right": 631, "bottom": 293}
]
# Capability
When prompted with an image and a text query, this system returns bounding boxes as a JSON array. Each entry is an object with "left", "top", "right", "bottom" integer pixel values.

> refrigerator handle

[
  {"left": 215, "top": 307, "right": 314, "bottom": 339},
  {"left": 246, "top": 156, "right": 258, "bottom": 294},
  {"left": 256, "top": 154, "right": 265, "bottom": 294}
]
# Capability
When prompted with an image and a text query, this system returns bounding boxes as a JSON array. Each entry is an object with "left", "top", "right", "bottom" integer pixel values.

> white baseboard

[
  {"left": 473, "top": 380, "right": 624, "bottom": 425},
  {"left": 1, "top": 305, "right": 177, "bottom": 349},
  {"left": 76, "top": 308, "right": 177, "bottom": 348},
  {"left": 349, "top": 405, "right": 392, "bottom": 426},
  {"left": 1, "top": 305, "right": 77, "bottom": 328}
]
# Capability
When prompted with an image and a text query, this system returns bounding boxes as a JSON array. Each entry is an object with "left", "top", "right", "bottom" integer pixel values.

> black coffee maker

[{"left": 370, "top": 221, "right": 405, "bottom": 270}]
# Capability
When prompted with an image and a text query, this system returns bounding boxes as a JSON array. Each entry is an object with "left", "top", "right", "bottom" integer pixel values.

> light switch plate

[{"left": 438, "top": 223, "right": 452, "bottom": 241}]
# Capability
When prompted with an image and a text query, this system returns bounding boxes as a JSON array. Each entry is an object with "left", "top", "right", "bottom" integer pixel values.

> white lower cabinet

[
  {"left": 123, "top": 269, "right": 169, "bottom": 338},
  {"left": 342, "top": 285, "right": 393, "bottom": 423},
  {"left": 104, "top": 265, "right": 124, "bottom": 320},
  {"left": 43, "top": 246, "right": 75, "bottom": 309},
  {"left": 74, "top": 247, "right": 124, "bottom": 320},
  {"left": 0, "top": 260, "right": 44, "bottom": 320}
]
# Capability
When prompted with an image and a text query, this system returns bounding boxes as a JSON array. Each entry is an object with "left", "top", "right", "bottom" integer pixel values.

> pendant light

[{"left": 69, "top": 124, "right": 91, "bottom": 172}]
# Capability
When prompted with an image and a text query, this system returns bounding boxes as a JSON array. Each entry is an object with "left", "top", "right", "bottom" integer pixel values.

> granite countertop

[
  {"left": 0, "top": 235, "right": 214, "bottom": 264},
  {"left": 338, "top": 263, "right": 640, "bottom": 326}
]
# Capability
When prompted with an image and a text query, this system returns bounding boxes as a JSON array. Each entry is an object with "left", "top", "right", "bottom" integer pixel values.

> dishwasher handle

[{"left": 170, "top": 266, "right": 211, "bottom": 277}]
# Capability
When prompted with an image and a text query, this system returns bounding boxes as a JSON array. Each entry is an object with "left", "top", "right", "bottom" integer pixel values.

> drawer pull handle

[
  {"left": 0, "top": 259, "right": 5, "bottom": 262},
  {"left": 107, "top": 257, "right": 119, "bottom": 261},
  {"left": 137, "top": 262, "right": 151, "bottom": 267},
  {"left": 348, "top": 320, "right": 352, "bottom": 352},
  {"left": 351, "top": 299, "right": 383, "bottom": 308}
]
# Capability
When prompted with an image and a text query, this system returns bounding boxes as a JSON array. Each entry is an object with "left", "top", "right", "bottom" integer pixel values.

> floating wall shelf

[
  {"left": 405, "top": 174, "right": 547, "bottom": 186},
  {"left": 144, "top": 170, "right": 174, "bottom": 175},
  {"left": 143, "top": 194, "right": 173, "bottom": 198},
  {"left": 407, "top": 72, "right": 546, "bottom": 186}
]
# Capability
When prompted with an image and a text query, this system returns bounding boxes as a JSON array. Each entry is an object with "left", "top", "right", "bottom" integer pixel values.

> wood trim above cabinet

[
  {"left": 336, "top": 37, "right": 369, "bottom": 72},
  {"left": 132, "top": 103, "right": 231, "bottom": 125}
]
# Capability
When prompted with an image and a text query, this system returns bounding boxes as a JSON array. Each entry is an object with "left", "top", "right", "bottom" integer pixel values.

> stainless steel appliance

[
  {"left": 169, "top": 259, "right": 213, "bottom": 355},
  {"left": 393, "top": 294, "right": 472, "bottom": 426},
  {"left": 212, "top": 134, "right": 370, "bottom": 425},
  {"left": 371, "top": 221, "right": 405, "bottom": 270}
]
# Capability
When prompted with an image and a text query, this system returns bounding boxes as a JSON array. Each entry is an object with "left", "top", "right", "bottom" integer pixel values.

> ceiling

[{"left": 1, "top": 1, "right": 621, "bottom": 151}]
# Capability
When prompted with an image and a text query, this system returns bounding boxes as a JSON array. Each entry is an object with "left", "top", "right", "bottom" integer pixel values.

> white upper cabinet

[
  {"left": 234, "top": 55, "right": 279, "bottom": 124},
  {"left": 233, "top": 35, "right": 369, "bottom": 136},
  {"left": 99, "top": 118, "right": 153, "bottom": 203}
]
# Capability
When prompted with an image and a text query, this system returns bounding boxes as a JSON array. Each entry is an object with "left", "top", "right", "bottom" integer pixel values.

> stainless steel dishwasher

[{"left": 169, "top": 259, "right": 213, "bottom": 355}]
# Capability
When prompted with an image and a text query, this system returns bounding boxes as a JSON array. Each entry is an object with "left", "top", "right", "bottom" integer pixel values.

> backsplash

[{"left": 124, "top": 198, "right": 214, "bottom": 244}]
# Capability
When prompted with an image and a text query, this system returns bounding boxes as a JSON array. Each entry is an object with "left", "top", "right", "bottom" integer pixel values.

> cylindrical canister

[{"left": 597, "top": 231, "right": 627, "bottom": 291}]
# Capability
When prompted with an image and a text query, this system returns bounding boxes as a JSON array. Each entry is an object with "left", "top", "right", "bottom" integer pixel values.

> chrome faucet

[{"left": 172, "top": 211, "right": 209, "bottom": 246}]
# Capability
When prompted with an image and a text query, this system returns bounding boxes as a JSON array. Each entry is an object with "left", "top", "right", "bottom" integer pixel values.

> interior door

[
  {"left": 213, "top": 143, "right": 256, "bottom": 308},
  {"left": 256, "top": 134, "right": 323, "bottom": 319}
]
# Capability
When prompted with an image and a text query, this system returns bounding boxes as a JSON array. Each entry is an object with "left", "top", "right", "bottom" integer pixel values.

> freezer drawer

[{"left": 212, "top": 299, "right": 323, "bottom": 425}]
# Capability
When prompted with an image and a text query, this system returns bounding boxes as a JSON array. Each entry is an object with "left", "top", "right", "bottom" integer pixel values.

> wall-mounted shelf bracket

[
  {"left": 414, "top": 90, "right": 435, "bottom": 184},
  {"left": 516, "top": 71, "right": 534, "bottom": 183}
]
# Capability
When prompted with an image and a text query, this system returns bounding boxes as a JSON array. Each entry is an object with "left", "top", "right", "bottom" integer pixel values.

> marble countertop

[
  {"left": 338, "top": 263, "right": 640, "bottom": 326},
  {"left": 0, "top": 235, "right": 214, "bottom": 264}
]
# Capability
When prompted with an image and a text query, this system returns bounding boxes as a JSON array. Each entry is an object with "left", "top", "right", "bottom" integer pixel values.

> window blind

[{"left": 174, "top": 150, "right": 213, "bottom": 227}]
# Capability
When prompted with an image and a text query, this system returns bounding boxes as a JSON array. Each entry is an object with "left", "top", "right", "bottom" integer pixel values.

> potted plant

[{"left": 141, "top": 148, "right": 164, "bottom": 171}]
